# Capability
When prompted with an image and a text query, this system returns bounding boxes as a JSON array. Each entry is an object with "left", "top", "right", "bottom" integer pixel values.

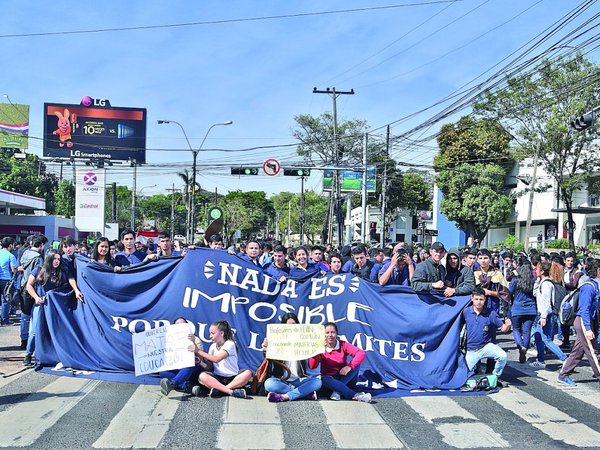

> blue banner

[{"left": 37, "top": 248, "right": 471, "bottom": 390}]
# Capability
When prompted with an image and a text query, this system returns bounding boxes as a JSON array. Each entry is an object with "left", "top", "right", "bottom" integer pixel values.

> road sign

[
  {"left": 263, "top": 159, "right": 280, "bottom": 176},
  {"left": 424, "top": 229, "right": 439, "bottom": 236}
]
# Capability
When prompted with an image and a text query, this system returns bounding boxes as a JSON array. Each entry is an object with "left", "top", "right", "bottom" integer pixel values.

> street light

[{"left": 157, "top": 119, "right": 233, "bottom": 243}]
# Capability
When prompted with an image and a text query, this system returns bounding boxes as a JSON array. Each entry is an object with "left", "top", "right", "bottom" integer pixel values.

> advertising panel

[
  {"left": 323, "top": 166, "right": 376, "bottom": 192},
  {"left": 75, "top": 168, "right": 105, "bottom": 232},
  {"left": 43, "top": 98, "right": 146, "bottom": 162},
  {"left": 0, "top": 103, "right": 29, "bottom": 149}
]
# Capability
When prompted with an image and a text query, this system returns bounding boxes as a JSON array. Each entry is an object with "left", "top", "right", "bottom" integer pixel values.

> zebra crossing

[{"left": 0, "top": 362, "right": 599, "bottom": 449}]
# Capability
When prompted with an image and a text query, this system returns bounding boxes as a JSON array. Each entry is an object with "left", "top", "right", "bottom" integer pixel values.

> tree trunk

[{"left": 562, "top": 190, "right": 576, "bottom": 252}]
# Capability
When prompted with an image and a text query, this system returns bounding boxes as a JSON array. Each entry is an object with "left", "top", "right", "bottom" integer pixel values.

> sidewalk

[{"left": 0, "top": 312, "right": 26, "bottom": 377}]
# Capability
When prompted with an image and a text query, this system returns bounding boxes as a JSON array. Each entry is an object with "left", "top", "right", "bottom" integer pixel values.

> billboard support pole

[
  {"left": 300, "top": 176, "right": 305, "bottom": 245},
  {"left": 130, "top": 159, "right": 137, "bottom": 230},
  {"left": 361, "top": 133, "right": 368, "bottom": 244}
]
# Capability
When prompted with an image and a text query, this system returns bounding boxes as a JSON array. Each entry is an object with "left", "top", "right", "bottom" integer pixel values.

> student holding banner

[
  {"left": 262, "top": 313, "right": 322, "bottom": 402},
  {"left": 309, "top": 322, "right": 372, "bottom": 403}
]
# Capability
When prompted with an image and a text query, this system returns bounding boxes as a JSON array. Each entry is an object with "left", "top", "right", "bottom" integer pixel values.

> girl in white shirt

[{"left": 195, "top": 320, "right": 252, "bottom": 398}]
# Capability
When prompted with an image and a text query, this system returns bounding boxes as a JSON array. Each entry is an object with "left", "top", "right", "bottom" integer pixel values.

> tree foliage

[
  {"left": 222, "top": 191, "right": 275, "bottom": 241},
  {"left": 54, "top": 181, "right": 75, "bottom": 217},
  {"left": 270, "top": 191, "right": 328, "bottom": 244},
  {"left": 435, "top": 117, "right": 514, "bottom": 242},
  {"left": 474, "top": 55, "right": 600, "bottom": 250}
]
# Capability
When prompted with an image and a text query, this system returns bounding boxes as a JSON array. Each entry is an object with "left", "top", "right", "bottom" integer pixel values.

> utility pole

[
  {"left": 300, "top": 175, "right": 305, "bottom": 245},
  {"left": 313, "top": 87, "right": 354, "bottom": 245},
  {"left": 130, "top": 159, "right": 137, "bottom": 231},
  {"left": 112, "top": 182, "right": 117, "bottom": 223},
  {"left": 380, "top": 125, "right": 390, "bottom": 247},
  {"left": 167, "top": 183, "right": 178, "bottom": 238},
  {"left": 524, "top": 137, "right": 541, "bottom": 251},
  {"left": 361, "top": 134, "right": 368, "bottom": 243}
]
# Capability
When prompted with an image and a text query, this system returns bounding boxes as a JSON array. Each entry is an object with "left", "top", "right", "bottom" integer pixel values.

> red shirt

[{"left": 309, "top": 340, "right": 366, "bottom": 376}]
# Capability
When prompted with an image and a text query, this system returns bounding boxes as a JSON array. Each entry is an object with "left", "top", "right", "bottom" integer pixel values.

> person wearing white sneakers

[{"left": 309, "top": 322, "right": 371, "bottom": 403}]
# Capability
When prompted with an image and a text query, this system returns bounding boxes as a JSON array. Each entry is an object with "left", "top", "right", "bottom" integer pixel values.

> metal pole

[
  {"left": 524, "top": 137, "right": 541, "bottom": 251},
  {"left": 112, "top": 182, "right": 117, "bottom": 223},
  {"left": 170, "top": 183, "right": 175, "bottom": 238},
  {"left": 361, "top": 134, "right": 368, "bottom": 243},
  {"left": 288, "top": 201, "right": 291, "bottom": 247},
  {"left": 380, "top": 125, "right": 390, "bottom": 246},
  {"left": 300, "top": 176, "right": 305, "bottom": 245},
  {"left": 130, "top": 159, "right": 137, "bottom": 230},
  {"left": 345, "top": 194, "right": 352, "bottom": 245}
]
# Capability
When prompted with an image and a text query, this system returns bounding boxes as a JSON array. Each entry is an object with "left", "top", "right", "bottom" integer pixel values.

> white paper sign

[
  {"left": 132, "top": 323, "right": 195, "bottom": 376},
  {"left": 266, "top": 324, "right": 324, "bottom": 361}
]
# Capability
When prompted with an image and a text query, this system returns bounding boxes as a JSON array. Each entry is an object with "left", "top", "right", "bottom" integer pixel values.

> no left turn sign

[{"left": 263, "top": 159, "right": 280, "bottom": 176}]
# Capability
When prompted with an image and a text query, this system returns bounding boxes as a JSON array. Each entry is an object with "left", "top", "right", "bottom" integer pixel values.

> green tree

[
  {"left": 222, "top": 191, "right": 275, "bottom": 241},
  {"left": 104, "top": 185, "right": 132, "bottom": 231},
  {"left": 475, "top": 55, "right": 600, "bottom": 250},
  {"left": 435, "top": 117, "right": 514, "bottom": 242},
  {"left": 54, "top": 180, "right": 75, "bottom": 217},
  {"left": 0, "top": 150, "right": 59, "bottom": 214}
]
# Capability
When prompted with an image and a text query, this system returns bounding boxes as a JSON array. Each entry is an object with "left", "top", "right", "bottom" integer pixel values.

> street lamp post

[{"left": 158, "top": 119, "right": 232, "bottom": 244}]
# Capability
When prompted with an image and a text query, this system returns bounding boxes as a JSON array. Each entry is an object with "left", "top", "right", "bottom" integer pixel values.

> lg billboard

[{"left": 43, "top": 98, "right": 146, "bottom": 163}]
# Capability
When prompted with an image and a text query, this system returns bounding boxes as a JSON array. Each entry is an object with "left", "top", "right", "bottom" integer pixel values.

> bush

[
  {"left": 545, "top": 239, "right": 570, "bottom": 249},
  {"left": 493, "top": 234, "right": 524, "bottom": 253}
]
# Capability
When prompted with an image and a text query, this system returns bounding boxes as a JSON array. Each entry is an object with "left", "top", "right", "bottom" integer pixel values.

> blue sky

[{"left": 2, "top": 0, "right": 598, "bottom": 198}]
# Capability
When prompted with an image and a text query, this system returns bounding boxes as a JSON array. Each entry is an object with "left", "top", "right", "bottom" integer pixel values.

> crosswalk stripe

[
  {"left": 321, "top": 401, "right": 404, "bottom": 449},
  {"left": 403, "top": 396, "right": 510, "bottom": 448},
  {"left": 92, "top": 385, "right": 180, "bottom": 449},
  {"left": 509, "top": 362, "right": 600, "bottom": 411},
  {"left": 0, "top": 377, "right": 99, "bottom": 447},
  {"left": 489, "top": 386, "right": 600, "bottom": 447},
  {"left": 216, "top": 397, "right": 285, "bottom": 449}
]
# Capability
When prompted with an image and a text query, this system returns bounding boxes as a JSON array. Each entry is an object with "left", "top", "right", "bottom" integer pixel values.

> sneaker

[
  {"left": 529, "top": 361, "right": 546, "bottom": 368},
  {"left": 267, "top": 392, "right": 286, "bottom": 402},
  {"left": 191, "top": 385, "right": 203, "bottom": 396},
  {"left": 209, "top": 388, "right": 224, "bottom": 399},
  {"left": 352, "top": 392, "right": 372, "bottom": 403},
  {"left": 518, "top": 347, "right": 527, "bottom": 363},
  {"left": 308, "top": 391, "right": 318, "bottom": 401},
  {"left": 160, "top": 378, "right": 175, "bottom": 396},
  {"left": 231, "top": 388, "right": 247, "bottom": 399},
  {"left": 329, "top": 391, "right": 341, "bottom": 401},
  {"left": 20, "top": 340, "right": 27, "bottom": 350},
  {"left": 557, "top": 375, "right": 576, "bottom": 386},
  {"left": 22, "top": 354, "right": 33, "bottom": 366}
]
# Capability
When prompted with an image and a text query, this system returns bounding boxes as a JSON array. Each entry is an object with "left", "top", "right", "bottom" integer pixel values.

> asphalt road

[{"left": 1, "top": 317, "right": 600, "bottom": 449}]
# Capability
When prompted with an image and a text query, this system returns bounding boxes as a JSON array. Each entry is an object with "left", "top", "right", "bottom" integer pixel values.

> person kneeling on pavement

[{"left": 462, "top": 286, "right": 512, "bottom": 380}]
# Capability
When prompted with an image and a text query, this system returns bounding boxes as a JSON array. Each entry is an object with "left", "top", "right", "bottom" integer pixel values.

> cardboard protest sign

[
  {"left": 132, "top": 323, "right": 195, "bottom": 376},
  {"left": 266, "top": 324, "right": 324, "bottom": 361}
]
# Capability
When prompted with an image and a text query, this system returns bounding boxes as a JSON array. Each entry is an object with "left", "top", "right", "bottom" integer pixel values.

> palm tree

[{"left": 177, "top": 169, "right": 201, "bottom": 242}]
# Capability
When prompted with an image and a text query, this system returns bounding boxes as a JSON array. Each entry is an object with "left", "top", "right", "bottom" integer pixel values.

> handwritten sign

[
  {"left": 266, "top": 324, "right": 324, "bottom": 361},
  {"left": 132, "top": 323, "right": 195, "bottom": 376}
]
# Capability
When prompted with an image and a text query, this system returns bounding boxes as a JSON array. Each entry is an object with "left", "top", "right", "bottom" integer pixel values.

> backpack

[
  {"left": 462, "top": 374, "right": 498, "bottom": 392},
  {"left": 541, "top": 279, "right": 567, "bottom": 315},
  {"left": 3, "top": 270, "right": 21, "bottom": 308},
  {"left": 559, "top": 281, "right": 596, "bottom": 326}
]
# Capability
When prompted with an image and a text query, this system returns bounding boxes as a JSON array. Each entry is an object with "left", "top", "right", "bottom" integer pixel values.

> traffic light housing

[
  {"left": 283, "top": 168, "right": 311, "bottom": 177},
  {"left": 231, "top": 167, "right": 259, "bottom": 175},
  {"left": 570, "top": 107, "right": 598, "bottom": 131}
]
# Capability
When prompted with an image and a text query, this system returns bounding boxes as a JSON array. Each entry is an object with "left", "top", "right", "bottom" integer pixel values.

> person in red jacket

[{"left": 309, "top": 322, "right": 371, "bottom": 402}]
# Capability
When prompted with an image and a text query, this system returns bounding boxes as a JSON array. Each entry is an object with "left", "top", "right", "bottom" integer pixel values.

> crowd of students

[{"left": 1, "top": 230, "right": 599, "bottom": 398}]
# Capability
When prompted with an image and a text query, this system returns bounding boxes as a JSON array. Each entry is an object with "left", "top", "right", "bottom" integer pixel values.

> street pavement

[{"left": 1, "top": 315, "right": 600, "bottom": 450}]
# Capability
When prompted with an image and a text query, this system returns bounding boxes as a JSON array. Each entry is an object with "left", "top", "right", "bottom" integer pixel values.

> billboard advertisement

[
  {"left": 43, "top": 98, "right": 146, "bottom": 163},
  {"left": 323, "top": 166, "right": 376, "bottom": 192},
  {"left": 0, "top": 103, "right": 29, "bottom": 149},
  {"left": 75, "top": 168, "right": 106, "bottom": 232}
]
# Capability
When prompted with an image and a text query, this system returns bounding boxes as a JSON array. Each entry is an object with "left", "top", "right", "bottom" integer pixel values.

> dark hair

[
  {"left": 516, "top": 264, "right": 534, "bottom": 294},
  {"left": 471, "top": 286, "right": 485, "bottom": 297},
  {"left": 1, "top": 237, "right": 14, "bottom": 248},
  {"left": 294, "top": 246, "right": 309, "bottom": 257},
  {"left": 91, "top": 237, "right": 113, "bottom": 265},
  {"left": 247, "top": 240, "right": 261, "bottom": 249},
  {"left": 61, "top": 236, "right": 76, "bottom": 248},
  {"left": 263, "top": 243, "right": 273, "bottom": 252},
  {"left": 530, "top": 254, "right": 542, "bottom": 267},
  {"left": 328, "top": 252, "right": 342, "bottom": 264},
  {"left": 311, "top": 245, "right": 323, "bottom": 253},
  {"left": 120, "top": 229, "right": 135, "bottom": 240},
  {"left": 209, "top": 234, "right": 223, "bottom": 243},
  {"left": 273, "top": 245, "right": 286, "bottom": 254},
  {"left": 383, "top": 247, "right": 393, "bottom": 258},
  {"left": 36, "top": 250, "right": 63, "bottom": 287},
  {"left": 477, "top": 248, "right": 491, "bottom": 258},
  {"left": 539, "top": 261, "right": 552, "bottom": 277},
  {"left": 351, "top": 245, "right": 367, "bottom": 256},
  {"left": 587, "top": 258, "right": 600, "bottom": 277},
  {"left": 31, "top": 235, "right": 47, "bottom": 248},
  {"left": 173, "top": 316, "right": 188, "bottom": 324},
  {"left": 323, "top": 322, "right": 338, "bottom": 332},
  {"left": 157, "top": 233, "right": 171, "bottom": 240},
  {"left": 281, "top": 312, "right": 299, "bottom": 324},
  {"left": 211, "top": 320, "right": 235, "bottom": 343}
]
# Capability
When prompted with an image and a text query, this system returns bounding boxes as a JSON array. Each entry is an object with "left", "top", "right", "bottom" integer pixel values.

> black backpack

[{"left": 559, "top": 281, "right": 596, "bottom": 326}]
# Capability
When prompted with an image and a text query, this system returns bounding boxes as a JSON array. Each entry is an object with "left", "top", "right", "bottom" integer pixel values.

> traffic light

[
  {"left": 283, "top": 168, "right": 311, "bottom": 177},
  {"left": 231, "top": 167, "right": 259, "bottom": 175},
  {"left": 570, "top": 107, "right": 598, "bottom": 131}
]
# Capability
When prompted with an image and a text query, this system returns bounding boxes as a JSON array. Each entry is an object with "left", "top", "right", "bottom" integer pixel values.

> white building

[{"left": 483, "top": 161, "right": 600, "bottom": 247}]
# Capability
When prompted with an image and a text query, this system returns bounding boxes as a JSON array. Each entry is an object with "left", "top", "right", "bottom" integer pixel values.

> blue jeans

[
  {"left": 0, "top": 280, "right": 10, "bottom": 324},
  {"left": 320, "top": 368, "right": 360, "bottom": 399},
  {"left": 532, "top": 314, "right": 567, "bottom": 363},
  {"left": 20, "top": 311, "right": 31, "bottom": 342},
  {"left": 465, "top": 343, "right": 507, "bottom": 376},
  {"left": 512, "top": 315, "right": 536, "bottom": 349},
  {"left": 25, "top": 304, "right": 41, "bottom": 356},
  {"left": 159, "top": 366, "right": 203, "bottom": 390},
  {"left": 264, "top": 376, "right": 322, "bottom": 401}
]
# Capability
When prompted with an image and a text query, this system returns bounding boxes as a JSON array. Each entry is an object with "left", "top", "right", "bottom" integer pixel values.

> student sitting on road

[
  {"left": 159, "top": 317, "right": 211, "bottom": 396},
  {"left": 261, "top": 313, "right": 322, "bottom": 402},
  {"left": 195, "top": 320, "right": 252, "bottom": 398},
  {"left": 462, "top": 286, "right": 512, "bottom": 379},
  {"left": 309, "top": 322, "right": 372, "bottom": 403}
]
